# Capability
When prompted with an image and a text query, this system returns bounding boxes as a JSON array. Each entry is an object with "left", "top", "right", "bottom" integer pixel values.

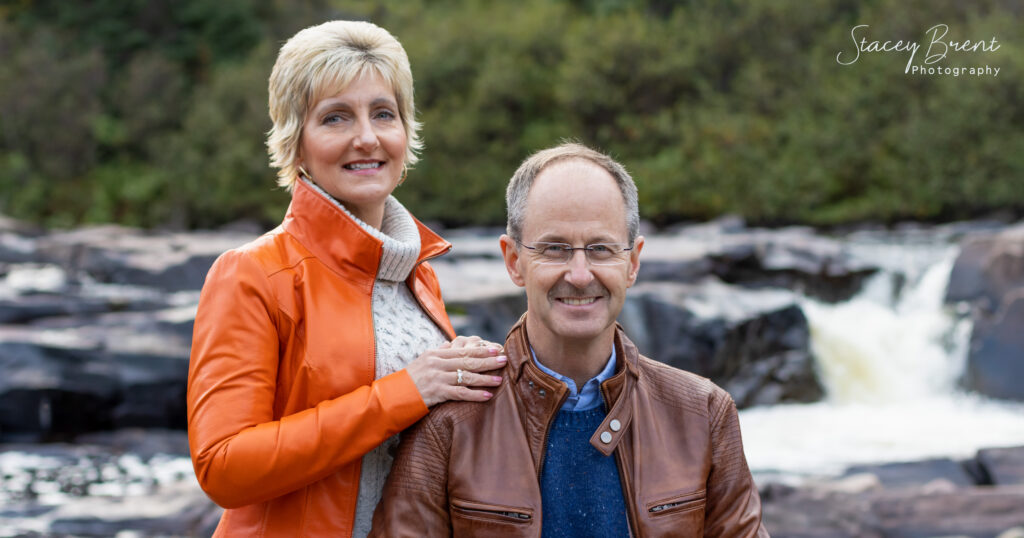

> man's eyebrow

[{"left": 532, "top": 234, "right": 621, "bottom": 244}]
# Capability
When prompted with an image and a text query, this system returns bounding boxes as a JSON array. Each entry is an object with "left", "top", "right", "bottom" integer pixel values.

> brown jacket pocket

[
  {"left": 647, "top": 488, "right": 706, "bottom": 517},
  {"left": 450, "top": 497, "right": 534, "bottom": 536}
]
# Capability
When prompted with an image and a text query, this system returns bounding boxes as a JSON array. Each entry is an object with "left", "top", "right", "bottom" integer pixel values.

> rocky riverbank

[
  {"left": 1, "top": 215, "right": 890, "bottom": 441},
  {"left": 761, "top": 445, "right": 1024, "bottom": 537},
  {"left": 1, "top": 214, "right": 1023, "bottom": 535},
  {"left": 0, "top": 429, "right": 218, "bottom": 536},
  {"left": 3, "top": 429, "right": 1022, "bottom": 537}
]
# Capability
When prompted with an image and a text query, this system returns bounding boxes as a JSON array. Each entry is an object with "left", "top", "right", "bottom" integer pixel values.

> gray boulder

[
  {"left": 977, "top": 446, "right": 1024, "bottom": 486},
  {"left": 34, "top": 225, "right": 255, "bottom": 292},
  {"left": 965, "top": 289, "right": 1024, "bottom": 401},
  {"left": 0, "top": 307, "right": 194, "bottom": 440},
  {"left": 945, "top": 223, "right": 1024, "bottom": 401},
  {"left": 639, "top": 222, "right": 878, "bottom": 302},
  {"left": 762, "top": 445, "right": 1024, "bottom": 538},
  {"left": 621, "top": 280, "right": 823, "bottom": 408},
  {"left": 844, "top": 458, "right": 976, "bottom": 489},
  {"left": 946, "top": 223, "right": 1024, "bottom": 310}
]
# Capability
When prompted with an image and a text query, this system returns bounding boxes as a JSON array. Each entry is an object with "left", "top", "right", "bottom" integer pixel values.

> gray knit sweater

[{"left": 303, "top": 179, "right": 447, "bottom": 537}]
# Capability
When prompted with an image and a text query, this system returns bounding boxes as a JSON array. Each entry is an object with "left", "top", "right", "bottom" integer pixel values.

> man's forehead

[
  {"left": 522, "top": 159, "right": 627, "bottom": 239},
  {"left": 528, "top": 159, "right": 616, "bottom": 200}
]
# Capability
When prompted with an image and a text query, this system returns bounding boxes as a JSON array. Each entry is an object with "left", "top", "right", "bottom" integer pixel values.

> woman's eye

[
  {"left": 374, "top": 110, "right": 396, "bottom": 120},
  {"left": 322, "top": 113, "right": 343, "bottom": 125}
]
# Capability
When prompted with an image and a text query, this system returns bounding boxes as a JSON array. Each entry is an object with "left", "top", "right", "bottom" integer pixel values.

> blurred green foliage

[{"left": 0, "top": 0, "right": 1020, "bottom": 229}]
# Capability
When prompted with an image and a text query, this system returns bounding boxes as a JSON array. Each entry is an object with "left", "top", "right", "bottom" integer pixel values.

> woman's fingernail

[
  {"left": 483, "top": 391, "right": 493, "bottom": 398},
  {"left": 496, "top": 355, "right": 507, "bottom": 363},
  {"left": 489, "top": 347, "right": 500, "bottom": 355},
  {"left": 492, "top": 376, "right": 502, "bottom": 383}
]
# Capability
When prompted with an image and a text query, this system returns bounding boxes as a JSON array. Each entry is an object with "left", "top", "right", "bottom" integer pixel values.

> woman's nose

[{"left": 352, "top": 117, "right": 380, "bottom": 151}]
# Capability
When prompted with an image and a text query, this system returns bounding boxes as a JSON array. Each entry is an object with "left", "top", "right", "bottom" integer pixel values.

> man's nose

[{"left": 563, "top": 249, "right": 595, "bottom": 288}]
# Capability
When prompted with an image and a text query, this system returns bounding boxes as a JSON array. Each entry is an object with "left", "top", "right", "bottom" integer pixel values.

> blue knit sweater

[{"left": 540, "top": 407, "right": 630, "bottom": 537}]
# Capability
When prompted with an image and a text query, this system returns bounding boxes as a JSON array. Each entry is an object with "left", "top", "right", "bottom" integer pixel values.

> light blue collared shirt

[{"left": 530, "top": 346, "right": 618, "bottom": 412}]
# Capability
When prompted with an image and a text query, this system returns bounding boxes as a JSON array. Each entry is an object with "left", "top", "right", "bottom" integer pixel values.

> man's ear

[
  {"left": 626, "top": 236, "right": 644, "bottom": 287},
  {"left": 499, "top": 234, "right": 526, "bottom": 288}
]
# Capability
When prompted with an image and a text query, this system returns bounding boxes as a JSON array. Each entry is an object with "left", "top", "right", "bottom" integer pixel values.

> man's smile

[{"left": 556, "top": 297, "right": 601, "bottom": 306}]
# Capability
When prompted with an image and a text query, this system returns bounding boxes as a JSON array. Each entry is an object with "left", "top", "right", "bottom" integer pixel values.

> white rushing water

[{"left": 739, "top": 235, "right": 1024, "bottom": 481}]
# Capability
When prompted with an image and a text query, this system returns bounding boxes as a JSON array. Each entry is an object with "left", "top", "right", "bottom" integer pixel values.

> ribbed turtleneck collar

[{"left": 301, "top": 177, "right": 421, "bottom": 282}]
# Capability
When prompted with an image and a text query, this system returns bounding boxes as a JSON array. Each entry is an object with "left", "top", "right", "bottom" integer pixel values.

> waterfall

[
  {"left": 739, "top": 236, "right": 1024, "bottom": 479},
  {"left": 803, "top": 248, "right": 968, "bottom": 403}
]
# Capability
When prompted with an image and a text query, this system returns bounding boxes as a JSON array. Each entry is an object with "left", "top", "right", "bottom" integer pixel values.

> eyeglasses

[{"left": 515, "top": 240, "right": 633, "bottom": 265}]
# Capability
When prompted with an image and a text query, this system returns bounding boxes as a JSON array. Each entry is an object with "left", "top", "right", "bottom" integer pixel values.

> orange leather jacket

[
  {"left": 371, "top": 319, "right": 768, "bottom": 537},
  {"left": 187, "top": 178, "right": 455, "bottom": 536}
]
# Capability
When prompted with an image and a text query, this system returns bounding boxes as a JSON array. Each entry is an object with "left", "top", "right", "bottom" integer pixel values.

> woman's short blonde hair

[{"left": 267, "top": 20, "right": 421, "bottom": 189}]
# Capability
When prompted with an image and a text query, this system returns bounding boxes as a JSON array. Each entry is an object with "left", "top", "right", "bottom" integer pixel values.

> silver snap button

[
  {"left": 600, "top": 431, "right": 612, "bottom": 444},
  {"left": 610, "top": 419, "right": 621, "bottom": 432},
  {"left": 538, "top": 389, "right": 546, "bottom": 397}
]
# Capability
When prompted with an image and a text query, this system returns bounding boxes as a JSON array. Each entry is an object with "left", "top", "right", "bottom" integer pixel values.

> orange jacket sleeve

[{"left": 186, "top": 249, "right": 430, "bottom": 508}]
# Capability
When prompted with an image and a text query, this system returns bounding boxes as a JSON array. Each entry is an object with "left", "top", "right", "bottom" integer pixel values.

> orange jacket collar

[{"left": 282, "top": 178, "right": 452, "bottom": 282}]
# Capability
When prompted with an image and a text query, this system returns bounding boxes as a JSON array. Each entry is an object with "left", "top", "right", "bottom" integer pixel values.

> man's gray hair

[{"left": 506, "top": 142, "right": 639, "bottom": 244}]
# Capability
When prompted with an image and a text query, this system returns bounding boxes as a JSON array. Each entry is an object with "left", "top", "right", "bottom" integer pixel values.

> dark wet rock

[
  {"left": 0, "top": 308, "right": 193, "bottom": 440},
  {"left": 764, "top": 485, "right": 1024, "bottom": 538},
  {"left": 449, "top": 292, "right": 527, "bottom": 345},
  {"left": 621, "top": 280, "right": 824, "bottom": 408},
  {"left": 844, "top": 458, "right": 975, "bottom": 489},
  {"left": 944, "top": 224, "right": 1024, "bottom": 401},
  {"left": 870, "top": 487, "right": 1024, "bottom": 538},
  {"left": 965, "top": 289, "right": 1024, "bottom": 401},
  {"left": 978, "top": 446, "right": 1024, "bottom": 486},
  {"left": 639, "top": 223, "right": 878, "bottom": 302},
  {"left": 0, "top": 294, "right": 113, "bottom": 324},
  {"left": 0, "top": 262, "right": 195, "bottom": 324},
  {"left": 34, "top": 225, "right": 255, "bottom": 292},
  {"left": 0, "top": 232, "right": 39, "bottom": 264},
  {"left": 763, "top": 446, "right": 1024, "bottom": 538},
  {"left": 946, "top": 237, "right": 1003, "bottom": 310},
  {"left": 945, "top": 223, "right": 1024, "bottom": 310},
  {"left": 636, "top": 256, "right": 712, "bottom": 283},
  {"left": 707, "top": 229, "right": 878, "bottom": 303}
]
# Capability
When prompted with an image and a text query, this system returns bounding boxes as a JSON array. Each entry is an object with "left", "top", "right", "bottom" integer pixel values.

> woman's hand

[{"left": 406, "top": 335, "right": 507, "bottom": 407}]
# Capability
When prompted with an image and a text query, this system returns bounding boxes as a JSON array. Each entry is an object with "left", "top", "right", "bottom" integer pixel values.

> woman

[{"left": 186, "top": 20, "right": 505, "bottom": 537}]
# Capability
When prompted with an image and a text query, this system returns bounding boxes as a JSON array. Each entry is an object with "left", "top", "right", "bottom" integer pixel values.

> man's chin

[{"left": 549, "top": 318, "right": 613, "bottom": 343}]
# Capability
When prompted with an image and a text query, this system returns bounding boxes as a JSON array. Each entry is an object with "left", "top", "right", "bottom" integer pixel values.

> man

[{"left": 371, "top": 143, "right": 768, "bottom": 537}]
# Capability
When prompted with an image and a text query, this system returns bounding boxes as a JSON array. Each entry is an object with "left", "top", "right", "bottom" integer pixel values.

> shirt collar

[{"left": 530, "top": 345, "right": 618, "bottom": 412}]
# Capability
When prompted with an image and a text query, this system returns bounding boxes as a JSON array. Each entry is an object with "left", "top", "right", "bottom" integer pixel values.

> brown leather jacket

[
  {"left": 371, "top": 318, "right": 768, "bottom": 537},
  {"left": 187, "top": 178, "right": 455, "bottom": 536}
]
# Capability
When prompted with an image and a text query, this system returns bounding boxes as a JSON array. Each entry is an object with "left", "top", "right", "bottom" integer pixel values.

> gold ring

[{"left": 456, "top": 369, "right": 464, "bottom": 385}]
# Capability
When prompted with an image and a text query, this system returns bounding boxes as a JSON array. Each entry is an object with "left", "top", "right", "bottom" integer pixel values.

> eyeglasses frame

[{"left": 514, "top": 239, "right": 634, "bottom": 266}]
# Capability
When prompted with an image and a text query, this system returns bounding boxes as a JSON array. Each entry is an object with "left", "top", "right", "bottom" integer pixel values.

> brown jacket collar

[
  {"left": 281, "top": 178, "right": 451, "bottom": 283},
  {"left": 503, "top": 314, "right": 641, "bottom": 457}
]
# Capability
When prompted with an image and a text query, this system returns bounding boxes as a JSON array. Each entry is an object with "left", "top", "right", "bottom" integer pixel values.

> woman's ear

[{"left": 499, "top": 234, "right": 526, "bottom": 287}]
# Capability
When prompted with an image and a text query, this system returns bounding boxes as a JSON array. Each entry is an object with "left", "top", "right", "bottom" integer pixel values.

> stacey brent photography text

[{"left": 836, "top": 23, "right": 1001, "bottom": 77}]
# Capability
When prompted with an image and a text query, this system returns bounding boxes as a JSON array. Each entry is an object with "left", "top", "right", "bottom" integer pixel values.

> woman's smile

[{"left": 299, "top": 72, "right": 408, "bottom": 228}]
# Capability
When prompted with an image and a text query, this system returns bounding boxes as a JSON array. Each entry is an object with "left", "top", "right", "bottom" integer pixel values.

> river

[{"left": 740, "top": 231, "right": 1024, "bottom": 482}]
